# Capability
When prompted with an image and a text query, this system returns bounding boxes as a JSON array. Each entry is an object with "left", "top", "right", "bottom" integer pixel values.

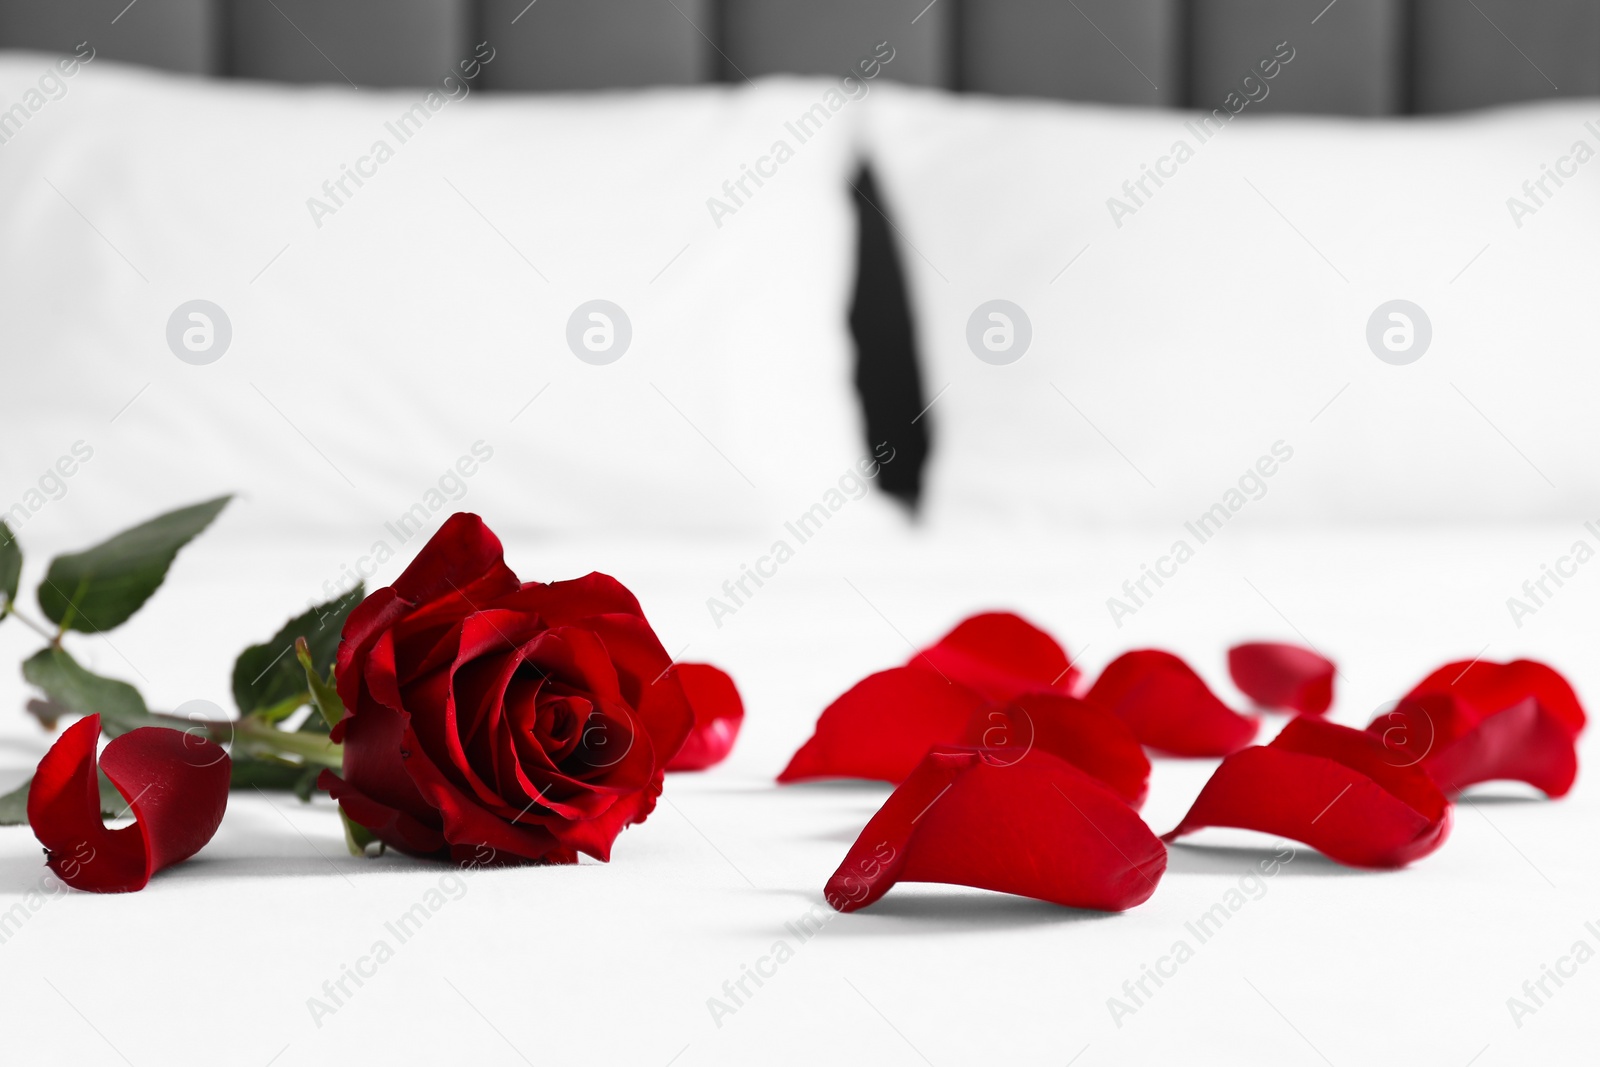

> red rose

[{"left": 320, "top": 514, "right": 694, "bottom": 865}]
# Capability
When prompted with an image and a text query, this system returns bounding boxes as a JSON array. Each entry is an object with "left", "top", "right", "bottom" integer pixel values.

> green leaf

[
  {"left": 297, "top": 636, "right": 348, "bottom": 731},
  {"left": 38, "top": 495, "right": 230, "bottom": 633},
  {"left": 0, "top": 779, "right": 29, "bottom": 826},
  {"left": 21, "top": 660, "right": 232, "bottom": 747},
  {"left": 22, "top": 646, "right": 149, "bottom": 731},
  {"left": 341, "top": 809, "right": 383, "bottom": 857},
  {"left": 292, "top": 767, "right": 321, "bottom": 802},
  {"left": 17, "top": 648, "right": 342, "bottom": 803},
  {"left": 0, "top": 772, "right": 135, "bottom": 827},
  {"left": 229, "top": 758, "right": 320, "bottom": 799},
  {"left": 0, "top": 519, "right": 20, "bottom": 607},
  {"left": 231, "top": 586, "right": 362, "bottom": 718}
]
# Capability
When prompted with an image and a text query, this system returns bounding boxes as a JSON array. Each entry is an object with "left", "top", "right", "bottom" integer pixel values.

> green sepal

[
  {"left": 340, "top": 809, "right": 383, "bottom": 857},
  {"left": 296, "top": 637, "right": 347, "bottom": 731},
  {"left": 228, "top": 758, "right": 322, "bottom": 799}
]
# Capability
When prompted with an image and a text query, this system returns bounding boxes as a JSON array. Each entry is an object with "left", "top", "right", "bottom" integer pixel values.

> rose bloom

[{"left": 321, "top": 513, "right": 694, "bottom": 864}]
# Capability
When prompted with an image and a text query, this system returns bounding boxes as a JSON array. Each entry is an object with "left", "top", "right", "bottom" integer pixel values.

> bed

[
  {"left": 3, "top": 2, "right": 1599, "bottom": 1063},
  {"left": 2, "top": 522, "right": 1597, "bottom": 1062}
]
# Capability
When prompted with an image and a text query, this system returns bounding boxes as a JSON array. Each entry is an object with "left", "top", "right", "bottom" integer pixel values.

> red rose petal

[
  {"left": 666, "top": 664, "right": 745, "bottom": 772},
  {"left": 1369, "top": 693, "right": 1579, "bottom": 798},
  {"left": 1162, "top": 717, "right": 1451, "bottom": 869},
  {"left": 1085, "top": 650, "right": 1259, "bottom": 757},
  {"left": 505, "top": 572, "right": 649, "bottom": 629},
  {"left": 333, "top": 630, "right": 438, "bottom": 828},
  {"left": 961, "top": 694, "right": 1151, "bottom": 809},
  {"left": 579, "top": 613, "right": 694, "bottom": 761},
  {"left": 318, "top": 770, "right": 446, "bottom": 855},
  {"left": 777, "top": 667, "right": 983, "bottom": 784},
  {"left": 1228, "top": 642, "right": 1336, "bottom": 715},
  {"left": 28, "top": 715, "right": 231, "bottom": 893},
  {"left": 1403, "top": 659, "right": 1586, "bottom": 736},
  {"left": 335, "top": 512, "right": 519, "bottom": 727},
  {"left": 825, "top": 746, "right": 1166, "bottom": 913},
  {"left": 398, "top": 723, "right": 582, "bottom": 863},
  {"left": 779, "top": 612, "right": 1084, "bottom": 784},
  {"left": 911, "top": 612, "right": 1079, "bottom": 700},
  {"left": 390, "top": 512, "right": 521, "bottom": 625},
  {"left": 496, "top": 575, "right": 668, "bottom": 708}
]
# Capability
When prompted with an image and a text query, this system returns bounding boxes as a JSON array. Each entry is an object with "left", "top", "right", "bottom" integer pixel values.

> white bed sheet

[{"left": 1, "top": 519, "right": 1596, "bottom": 1064}]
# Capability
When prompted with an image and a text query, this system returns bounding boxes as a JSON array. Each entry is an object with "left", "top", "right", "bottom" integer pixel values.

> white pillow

[
  {"left": 0, "top": 53, "right": 896, "bottom": 545},
  {"left": 864, "top": 84, "right": 1600, "bottom": 529}
]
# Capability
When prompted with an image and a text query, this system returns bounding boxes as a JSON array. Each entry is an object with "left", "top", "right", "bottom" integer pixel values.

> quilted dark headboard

[
  {"left": 5, "top": 1, "right": 1596, "bottom": 110},
  {"left": 6, "top": 0, "right": 1598, "bottom": 502}
]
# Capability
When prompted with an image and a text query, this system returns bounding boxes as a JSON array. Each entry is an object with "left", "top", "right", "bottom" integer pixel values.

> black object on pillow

[{"left": 848, "top": 165, "right": 928, "bottom": 510}]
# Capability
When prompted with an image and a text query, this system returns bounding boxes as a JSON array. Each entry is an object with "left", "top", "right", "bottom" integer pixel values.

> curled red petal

[
  {"left": 825, "top": 746, "right": 1165, "bottom": 913},
  {"left": 961, "top": 693, "right": 1151, "bottom": 809},
  {"left": 1228, "top": 642, "right": 1335, "bottom": 715},
  {"left": 27, "top": 715, "right": 231, "bottom": 893},
  {"left": 1085, "top": 650, "right": 1259, "bottom": 757},
  {"left": 1404, "top": 658, "right": 1586, "bottom": 736},
  {"left": 910, "top": 612, "right": 1078, "bottom": 701},
  {"left": 1162, "top": 717, "right": 1451, "bottom": 869},
  {"left": 777, "top": 667, "right": 983, "bottom": 784},
  {"left": 666, "top": 664, "right": 745, "bottom": 772},
  {"left": 1368, "top": 693, "right": 1579, "bottom": 798}
]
